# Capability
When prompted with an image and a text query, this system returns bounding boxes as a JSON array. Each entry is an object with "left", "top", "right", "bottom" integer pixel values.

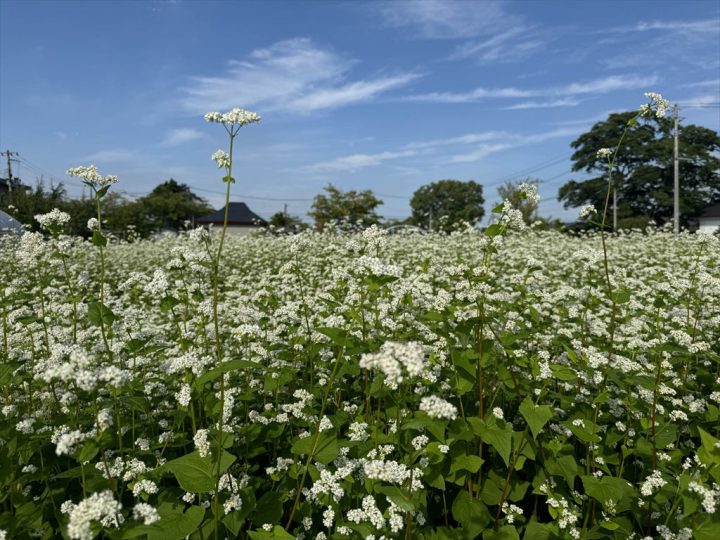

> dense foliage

[
  {"left": 1, "top": 220, "right": 719, "bottom": 539},
  {"left": 410, "top": 180, "right": 485, "bottom": 233},
  {"left": 309, "top": 184, "right": 382, "bottom": 231},
  {"left": 0, "top": 179, "right": 212, "bottom": 238},
  {"left": 558, "top": 112, "right": 720, "bottom": 225}
]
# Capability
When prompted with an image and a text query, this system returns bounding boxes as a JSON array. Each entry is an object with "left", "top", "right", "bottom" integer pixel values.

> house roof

[
  {"left": 0, "top": 210, "right": 23, "bottom": 234},
  {"left": 195, "top": 202, "right": 267, "bottom": 226},
  {"left": 699, "top": 201, "right": 720, "bottom": 219}
]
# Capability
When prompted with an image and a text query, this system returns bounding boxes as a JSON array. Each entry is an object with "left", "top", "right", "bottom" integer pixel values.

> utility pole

[
  {"left": 673, "top": 104, "right": 680, "bottom": 234},
  {"left": 428, "top": 207, "right": 433, "bottom": 232},
  {"left": 1, "top": 150, "right": 19, "bottom": 187},
  {"left": 283, "top": 203, "right": 288, "bottom": 218}
]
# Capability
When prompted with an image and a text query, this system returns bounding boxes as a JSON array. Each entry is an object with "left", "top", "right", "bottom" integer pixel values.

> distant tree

[
  {"left": 0, "top": 178, "right": 66, "bottom": 228},
  {"left": 497, "top": 178, "right": 540, "bottom": 224},
  {"left": 309, "top": 184, "right": 382, "bottom": 231},
  {"left": 268, "top": 211, "right": 307, "bottom": 233},
  {"left": 140, "top": 179, "right": 213, "bottom": 232},
  {"left": 559, "top": 112, "right": 720, "bottom": 225},
  {"left": 410, "top": 179, "right": 484, "bottom": 232}
]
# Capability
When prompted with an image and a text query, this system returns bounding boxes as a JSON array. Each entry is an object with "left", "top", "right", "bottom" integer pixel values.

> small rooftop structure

[
  {"left": 0, "top": 209, "right": 23, "bottom": 236},
  {"left": 697, "top": 200, "right": 720, "bottom": 234},
  {"left": 194, "top": 202, "right": 266, "bottom": 236}
]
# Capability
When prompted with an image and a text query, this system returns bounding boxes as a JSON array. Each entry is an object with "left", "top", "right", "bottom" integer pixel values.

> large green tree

[
  {"left": 309, "top": 184, "right": 382, "bottom": 231},
  {"left": 410, "top": 179, "right": 484, "bottom": 232},
  {"left": 140, "top": 179, "right": 213, "bottom": 232},
  {"left": 559, "top": 112, "right": 720, "bottom": 225}
]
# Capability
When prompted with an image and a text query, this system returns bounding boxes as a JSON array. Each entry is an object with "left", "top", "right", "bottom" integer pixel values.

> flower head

[
  {"left": 204, "top": 108, "right": 261, "bottom": 127},
  {"left": 211, "top": 149, "right": 231, "bottom": 169},
  {"left": 67, "top": 165, "right": 118, "bottom": 189},
  {"left": 596, "top": 148, "right": 613, "bottom": 160},
  {"left": 639, "top": 92, "right": 670, "bottom": 119}
]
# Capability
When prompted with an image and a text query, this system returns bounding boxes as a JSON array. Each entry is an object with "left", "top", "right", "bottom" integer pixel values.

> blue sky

[{"left": 1, "top": 0, "right": 719, "bottom": 222}]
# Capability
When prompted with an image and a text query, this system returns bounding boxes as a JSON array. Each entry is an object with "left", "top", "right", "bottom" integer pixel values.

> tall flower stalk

[
  {"left": 203, "top": 107, "right": 260, "bottom": 538},
  {"left": 67, "top": 165, "right": 118, "bottom": 358}
]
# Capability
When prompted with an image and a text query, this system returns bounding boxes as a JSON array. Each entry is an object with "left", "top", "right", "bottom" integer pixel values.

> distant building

[
  {"left": 697, "top": 200, "right": 720, "bottom": 233},
  {"left": 0, "top": 209, "right": 23, "bottom": 236},
  {"left": 194, "top": 202, "right": 267, "bottom": 236}
]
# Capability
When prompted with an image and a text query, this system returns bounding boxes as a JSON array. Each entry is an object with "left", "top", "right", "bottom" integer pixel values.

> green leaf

[
  {"left": 694, "top": 518, "right": 720, "bottom": 540},
  {"left": 375, "top": 485, "right": 416, "bottom": 512},
  {"left": 77, "top": 440, "right": 99, "bottom": 462},
  {"left": 484, "top": 223, "right": 504, "bottom": 237},
  {"left": 222, "top": 175, "right": 236, "bottom": 184},
  {"left": 316, "top": 326, "right": 348, "bottom": 347},
  {"left": 523, "top": 519, "right": 550, "bottom": 540},
  {"left": 194, "top": 359, "right": 261, "bottom": 390},
  {"left": 88, "top": 301, "right": 115, "bottom": 327},
  {"left": 96, "top": 185, "right": 112, "bottom": 199},
  {"left": 519, "top": 397, "right": 553, "bottom": 440},
  {"left": 581, "top": 475, "right": 634, "bottom": 510},
  {"left": 291, "top": 431, "right": 338, "bottom": 465},
  {"left": 452, "top": 490, "right": 491, "bottom": 538},
  {"left": 610, "top": 288, "right": 631, "bottom": 304},
  {"left": 250, "top": 492, "right": 284, "bottom": 526},
  {"left": 483, "top": 525, "right": 520, "bottom": 540},
  {"left": 450, "top": 454, "right": 484, "bottom": 475},
  {"left": 92, "top": 229, "right": 107, "bottom": 247},
  {"left": 123, "top": 504, "right": 204, "bottom": 540},
  {"left": 164, "top": 450, "right": 236, "bottom": 493},
  {"left": 248, "top": 526, "right": 296, "bottom": 540},
  {"left": 478, "top": 418, "right": 512, "bottom": 467},
  {"left": 492, "top": 203, "right": 505, "bottom": 214}
]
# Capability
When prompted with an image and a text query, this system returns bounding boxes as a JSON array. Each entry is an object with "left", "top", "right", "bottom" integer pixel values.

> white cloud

[
  {"left": 681, "top": 79, "right": 720, "bottom": 89},
  {"left": 301, "top": 126, "right": 584, "bottom": 172},
  {"left": 449, "top": 26, "right": 545, "bottom": 63},
  {"left": 181, "top": 38, "right": 418, "bottom": 114},
  {"left": 404, "top": 74, "right": 658, "bottom": 104},
  {"left": 80, "top": 149, "right": 135, "bottom": 163},
  {"left": 505, "top": 98, "right": 580, "bottom": 110},
  {"left": 302, "top": 150, "right": 418, "bottom": 173},
  {"left": 376, "top": 0, "right": 517, "bottom": 39},
  {"left": 448, "top": 143, "right": 514, "bottom": 163},
  {"left": 635, "top": 19, "right": 720, "bottom": 33},
  {"left": 161, "top": 128, "right": 204, "bottom": 147}
]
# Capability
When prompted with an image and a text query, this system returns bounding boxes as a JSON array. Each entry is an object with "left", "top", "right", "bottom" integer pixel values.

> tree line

[{"left": 3, "top": 110, "right": 718, "bottom": 236}]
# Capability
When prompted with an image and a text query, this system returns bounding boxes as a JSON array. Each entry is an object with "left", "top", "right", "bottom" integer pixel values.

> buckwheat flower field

[
  {"left": 1, "top": 98, "right": 719, "bottom": 540},
  {"left": 2, "top": 222, "right": 719, "bottom": 540}
]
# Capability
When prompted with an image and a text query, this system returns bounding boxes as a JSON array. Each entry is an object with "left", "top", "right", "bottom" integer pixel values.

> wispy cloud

[
  {"left": 161, "top": 127, "right": 204, "bottom": 147},
  {"left": 181, "top": 38, "right": 419, "bottom": 114},
  {"left": 80, "top": 149, "right": 135, "bottom": 163},
  {"left": 302, "top": 150, "right": 418, "bottom": 173},
  {"left": 505, "top": 98, "right": 580, "bottom": 110},
  {"left": 376, "top": 0, "right": 518, "bottom": 39},
  {"left": 635, "top": 19, "right": 720, "bottom": 33},
  {"left": 681, "top": 79, "right": 720, "bottom": 89},
  {"left": 375, "top": 0, "right": 545, "bottom": 63},
  {"left": 301, "top": 127, "right": 583, "bottom": 172},
  {"left": 404, "top": 74, "right": 658, "bottom": 104}
]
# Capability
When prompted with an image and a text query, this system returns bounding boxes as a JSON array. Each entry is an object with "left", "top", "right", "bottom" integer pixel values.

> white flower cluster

[
  {"left": 67, "top": 165, "right": 118, "bottom": 188},
  {"left": 639, "top": 92, "right": 670, "bottom": 119},
  {"left": 346, "top": 495, "right": 386, "bottom": 530},
  {"left": 688, "top": 481, "right": 718, "bottom": 514},
  {"left": 492, "top": 407, "right": 504, "bottom": 420},
  {"left": 363, "top": 459, "right": 423, "bottom": 491},
  {"left": 502, "top": 502, "right": 524, "bottom": 524},
  {"left": 204, "top": 108, "right": 261, "bottom": 126},
  {"left": 132, "top": 503, "right": 160, "bottom": 525},
  {"left": 35, "top": 208, "right": 71, "bottom": 230},
  {"left": 63, "top": 491, "right": 123, "bottom": 540},
  {"left": 359, "top": 341, "right": 426, "bottom": 390},
  {"left": 194, "top": 428, "right": 211, "bottom": 458},
  {"left": 596, "top": 148, "right": 613, "bottom": 160},
  {"left": 640, "top": 470, "right": 667, "bottom": 497},
  {"left": 579, "top": 204, "right": 597, "bottom": 220},
  {"left": 517, "top": 182, "right": 540, "bottom": 204},
  {"left": 419, "top": 395, "right": 457, "bottom": 421},
  {"left": 211, "top": 149, "right": 231, "bottom": 169}
]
